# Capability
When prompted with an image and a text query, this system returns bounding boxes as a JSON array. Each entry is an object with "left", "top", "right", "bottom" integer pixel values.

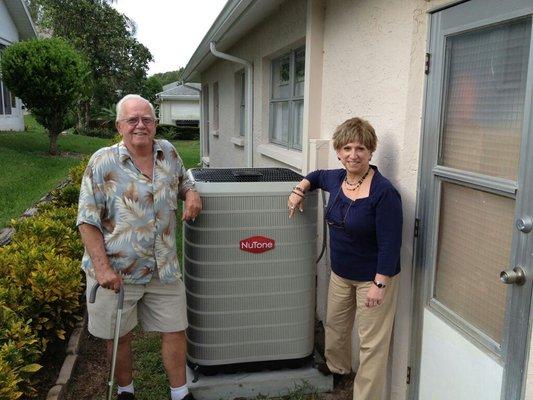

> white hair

[{"left": 116, "top": 94, "right": 156, "bottom": 121}]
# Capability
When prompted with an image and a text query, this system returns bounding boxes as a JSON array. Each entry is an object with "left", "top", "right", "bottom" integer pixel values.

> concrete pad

[{"left": 187, "top": 358, "right": 333, "bottom": 400}]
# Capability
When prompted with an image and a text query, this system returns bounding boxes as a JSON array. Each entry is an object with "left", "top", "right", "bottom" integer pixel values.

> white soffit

[
  {"left": 182, "top": 0, "right": 286, "bottom": 82},
  {"left": 4, "top": 0, "right": 37, "bottom": 40}
]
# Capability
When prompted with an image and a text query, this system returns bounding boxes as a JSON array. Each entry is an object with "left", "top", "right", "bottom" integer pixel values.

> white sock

[
  {"left": 170, "top": 384, "right": 189, "bottom": 400},
  {"left": 117, "top": 381, "right": 134, "bottom": 394}
]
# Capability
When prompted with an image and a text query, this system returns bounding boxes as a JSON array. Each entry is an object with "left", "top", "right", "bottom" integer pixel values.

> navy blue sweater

[{"left": 306, "top": 166, "right": 402, "bottom": 281}]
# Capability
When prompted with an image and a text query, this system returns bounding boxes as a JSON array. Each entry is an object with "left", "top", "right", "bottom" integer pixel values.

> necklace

[{"left": 344, "top": 168, "right": 370, "bottom": 191}]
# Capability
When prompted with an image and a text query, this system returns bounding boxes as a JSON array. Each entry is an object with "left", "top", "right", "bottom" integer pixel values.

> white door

[{"left": 411, "top": 1, "right": 533, "bottom": 399}]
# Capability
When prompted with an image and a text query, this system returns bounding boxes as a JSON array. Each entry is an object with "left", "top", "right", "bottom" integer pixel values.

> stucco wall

[
  {"left": 319, "top": 0, "right": 431, "bottom": 398},
  {"left": 200, "top": 0, "right": 306, "bottom": 168}
]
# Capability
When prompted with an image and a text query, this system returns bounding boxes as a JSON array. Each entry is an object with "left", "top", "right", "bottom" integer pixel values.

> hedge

[{"left": 0, "top": 159, "right": 88, "bottom": 399}]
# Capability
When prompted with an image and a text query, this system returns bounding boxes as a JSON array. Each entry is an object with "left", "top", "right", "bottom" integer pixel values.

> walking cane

[{"left": 89, "top": 283, "right": 125, "bottom": 400}]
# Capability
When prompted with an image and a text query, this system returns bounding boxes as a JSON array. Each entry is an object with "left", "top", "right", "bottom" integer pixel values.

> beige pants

[{"left": 325, "top": 271, "right": 399, "bottom": 400}]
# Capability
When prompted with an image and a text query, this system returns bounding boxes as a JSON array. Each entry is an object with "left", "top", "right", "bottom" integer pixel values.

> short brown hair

[{"left": 332, "top": 117, "right": 377, "bottom": 152}]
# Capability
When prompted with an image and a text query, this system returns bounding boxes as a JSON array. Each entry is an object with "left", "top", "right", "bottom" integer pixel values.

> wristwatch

[{"left": 373, "top": 280, "right": 387, "bottom": 289}]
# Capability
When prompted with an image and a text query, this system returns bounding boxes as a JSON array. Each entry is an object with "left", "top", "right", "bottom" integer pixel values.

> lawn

[
  {"left": 0, "top": 116, "right": 111, "bottom": 228},
  {"left": 0, "top": 115, "right": 200, "bottom": 229}
]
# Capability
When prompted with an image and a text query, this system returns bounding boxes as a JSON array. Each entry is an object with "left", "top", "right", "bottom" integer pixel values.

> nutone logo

[{"left": 239, "top": 236, "right": 275, "bottom": 254}]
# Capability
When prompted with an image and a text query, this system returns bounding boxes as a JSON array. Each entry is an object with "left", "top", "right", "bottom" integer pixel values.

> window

[
  {"left": 0, "top": 44, "right": 13, "bottom": 116},
  {"left": 213, "top": 82, "right": 219, "bottom": 134},
  {"left": 269, "top": 47, "right": 305, "bottom": 150},
  {"left": 235, "top": 71, "right": 245, "bottom": 137}
]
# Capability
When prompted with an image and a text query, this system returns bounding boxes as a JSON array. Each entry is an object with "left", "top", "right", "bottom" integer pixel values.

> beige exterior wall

[
  {"left": 200, "top": 0, "right": 307, "bottom": 168},
  {"left": 319, "top": 0, "right": 431, "bottom": 398}
]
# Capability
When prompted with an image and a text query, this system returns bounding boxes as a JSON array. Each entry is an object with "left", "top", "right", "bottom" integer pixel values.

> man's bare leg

[
  {"left": 161, "top": 331, "right": 187, "bottom": 387},
  {"left": 107, "top": 331, "right": 133, "bottom": 386}
]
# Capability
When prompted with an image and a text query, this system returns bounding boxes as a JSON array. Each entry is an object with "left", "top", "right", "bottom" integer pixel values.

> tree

[
  {"left": 0, "top": 38, "right": 89, "bottom": 155},
  {"left": 27, "top": 0, "right": 153, "bottom": 127},
  {"left": 151, "top": 68, "right": 184, "bottom": 87},
  {"left": 141, "top": 76, "right": 163, "bottom": 105}
]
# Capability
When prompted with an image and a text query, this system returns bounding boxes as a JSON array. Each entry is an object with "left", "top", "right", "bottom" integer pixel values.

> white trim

[
  {"left": 230, "top": 136, "right": 245, "bottom": 147},
  {"left": 257, "top": 143, "right": 302, "bottom": 170},
  {"left": 158, "top": 94, "right": 200, "bottom": 101}
]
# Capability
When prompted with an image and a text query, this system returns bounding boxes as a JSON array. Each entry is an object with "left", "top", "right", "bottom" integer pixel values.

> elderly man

[{"left": 77, "top": 94, "right": 201, "bottom": 400}]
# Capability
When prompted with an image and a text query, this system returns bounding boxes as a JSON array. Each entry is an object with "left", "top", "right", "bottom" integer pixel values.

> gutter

[{"left": 209, "top": 41, "right": 253, "bottom": 168}]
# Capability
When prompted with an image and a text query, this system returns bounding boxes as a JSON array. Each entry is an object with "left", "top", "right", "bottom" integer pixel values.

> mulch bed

[
  {"left": 34, "top": 341, "right": 68, "bottom": 400},
  {"left": 64, "top": 333, "right": 108, "bottom": 400}
]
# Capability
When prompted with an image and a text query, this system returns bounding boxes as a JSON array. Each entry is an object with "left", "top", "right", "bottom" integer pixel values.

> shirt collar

[{"left": 117, "top": 140, "right": 163, "bottom": 163}]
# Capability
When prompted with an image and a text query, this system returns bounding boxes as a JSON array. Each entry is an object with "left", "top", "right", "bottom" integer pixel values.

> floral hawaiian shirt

[{"left": 77, "top": 140, "right": 194, "bottom": 284}]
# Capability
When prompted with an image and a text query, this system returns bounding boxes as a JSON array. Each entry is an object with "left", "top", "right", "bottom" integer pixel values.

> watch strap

[{"left": 373, "top": 279, "right": 386, "bottom": 288}]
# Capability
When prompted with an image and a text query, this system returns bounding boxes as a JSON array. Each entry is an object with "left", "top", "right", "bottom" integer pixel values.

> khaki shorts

[{"left": 86, "top": 273, "right": 188, "bottom": 339}]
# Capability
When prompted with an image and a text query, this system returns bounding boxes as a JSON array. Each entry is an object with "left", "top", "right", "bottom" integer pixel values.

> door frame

[{"left": 409, "top": 2, "right": 533, "bottom": 399}]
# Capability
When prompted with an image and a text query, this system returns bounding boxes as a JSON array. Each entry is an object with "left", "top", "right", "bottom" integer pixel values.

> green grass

[{"left": 0, "top": 115, "right": 111, "bottom": 228}]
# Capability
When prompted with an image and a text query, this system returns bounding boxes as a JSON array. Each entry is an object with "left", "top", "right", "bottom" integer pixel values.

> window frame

[
  {"left": 212, "top": 81, "right": 219, "bottom": 135},
  {"left": 234, "top": 70, "right": 246, "bottom": 137},
  {"left": 0, "top": 43, "right": 14, "bottom": 116},
  {"left": 268, "top": 46, "right": 305, "bottom": 151}
]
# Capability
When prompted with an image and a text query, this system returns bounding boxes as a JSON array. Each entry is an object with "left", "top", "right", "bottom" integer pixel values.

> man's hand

[
  {"left": 78, "top": 223, "right": 122, "bottom": 293},
  {"left": 95, "top": 267, "right": 123, "bottom": 293},
  {"left": 182, "top": 189, "right": 202, "bottom": 221}
]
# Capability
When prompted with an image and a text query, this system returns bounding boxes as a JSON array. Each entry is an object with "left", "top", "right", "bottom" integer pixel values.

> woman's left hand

[{"left": 365, "top": 284, "right": 385, "bottom": 308}]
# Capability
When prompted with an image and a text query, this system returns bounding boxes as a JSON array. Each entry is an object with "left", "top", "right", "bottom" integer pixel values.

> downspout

[{"left": 209, "top": 41, "right": 253, "bottom": 167}]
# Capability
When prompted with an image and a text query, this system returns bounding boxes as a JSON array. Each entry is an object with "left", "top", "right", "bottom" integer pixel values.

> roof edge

[
  {"left": 5, "top": 0, "right": 38, "bottom": 40},
  {"left": 181, "top": 0, "right": 255, "bottom": 82}
]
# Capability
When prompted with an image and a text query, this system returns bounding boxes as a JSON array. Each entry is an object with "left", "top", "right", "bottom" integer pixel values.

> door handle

[{"left": 500, "top": 267, "right": 526, "bottom": 286}]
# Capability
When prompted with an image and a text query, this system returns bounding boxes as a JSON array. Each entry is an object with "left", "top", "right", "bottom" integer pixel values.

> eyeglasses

[
  {"left": 324, "top": 186, "right": 354, "bottom": 231},
  {"left": 119, "top": 117, "right": 157, "bottom": 127}
]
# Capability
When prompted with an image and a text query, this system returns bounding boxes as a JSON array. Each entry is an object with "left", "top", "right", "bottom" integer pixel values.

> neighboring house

[
  {"left": 156, "top": 82, "right": 201, "bottom": 126},
  {"left": 162, "top": 81, "right": 180, "bottom": 91},
  {"left": 182, "top": 0, "right": 533, "bottom": 399},
  {"left": 0, "top": 0, "right": 36, "bottom": 131}
]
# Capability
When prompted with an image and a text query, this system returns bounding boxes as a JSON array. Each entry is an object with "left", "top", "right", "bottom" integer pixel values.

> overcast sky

[{"left": 112, "top": 0, "right": 227, "bottom": 76}]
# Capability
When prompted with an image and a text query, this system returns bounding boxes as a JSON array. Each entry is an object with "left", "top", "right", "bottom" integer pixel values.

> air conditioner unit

[{"left": 184, "top": 168, "right": 318, "bottom": 372}]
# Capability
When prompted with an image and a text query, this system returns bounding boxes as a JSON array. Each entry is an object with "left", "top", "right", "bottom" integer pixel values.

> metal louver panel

[{"left": 184, "top": 168, "right": 317, "bottom": 366}]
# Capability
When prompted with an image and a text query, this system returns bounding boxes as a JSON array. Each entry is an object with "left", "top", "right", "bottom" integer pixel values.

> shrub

[
  {"left": 73, "top": 127, "right": 116, "bottom": 139},
  {"left": 0, "top": 156, "right": 88, "bottom": 398},
  {"left": 0, "top": 239, "right": 83, "bottom": 344},
  {"left": 10, "top": 206, "right": 83, "bottom": 260},
  {"left": 156, "top": 124, "right": 179, "bottom": 140},
  {"left": 156, "top": 124, "right": 199, "bottom": 141},
  {"left": 175, "top": 126, "right": 199, "bottom": 140},
  {"left": 0, "top": 38, "right": 90, "bottom": 155},
  {"left": 0, "top": 305, "right": 43, "bottom": 399},
  {"left": 52, "top": 184, "right": 80, "bottom": 208},
  {"left": 68, "top": 157, "right": 89, "bottom": 186}
]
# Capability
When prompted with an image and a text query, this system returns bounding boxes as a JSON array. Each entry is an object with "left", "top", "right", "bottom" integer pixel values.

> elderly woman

[{"left": 288, "top": 117, "right": 402, "bottom": 400}]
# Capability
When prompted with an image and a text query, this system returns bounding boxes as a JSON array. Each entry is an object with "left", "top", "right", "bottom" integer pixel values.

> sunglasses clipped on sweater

[{"left": 324, "top": 186, "right": 354, "bottom": 231}]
